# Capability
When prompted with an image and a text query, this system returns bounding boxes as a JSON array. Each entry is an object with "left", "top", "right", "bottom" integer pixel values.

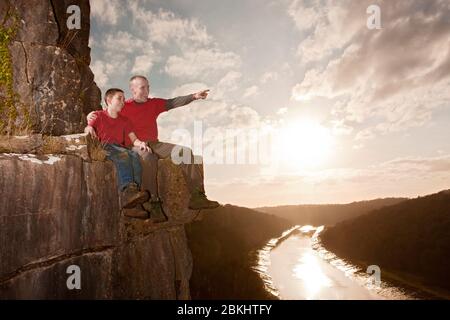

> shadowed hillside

[
  {"left": 185, "top": 204, "right": 293, "bottom": 299},
  {"left": 320, "top": 190, "right": 450, "bottom": 296}
]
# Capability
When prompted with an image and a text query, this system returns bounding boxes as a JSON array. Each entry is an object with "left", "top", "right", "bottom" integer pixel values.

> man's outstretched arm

[{"left": 165, "top": 89, "right": 209, "bottom": 111}]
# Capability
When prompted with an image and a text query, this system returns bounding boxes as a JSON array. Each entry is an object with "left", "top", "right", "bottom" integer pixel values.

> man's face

[
  {"left": 130, "top": 78, "right": 150, "bottom": 102},
  {"left": 107, "top": 92, "right": 125, "bottom": 112}
]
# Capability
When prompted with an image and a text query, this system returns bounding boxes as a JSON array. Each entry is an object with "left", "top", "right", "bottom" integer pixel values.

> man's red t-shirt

[
  {"left": 88, "top": 110, "right": 133, "bottom": 146},
  {"left": 120, "top": 98, "right": 167, "bottom": 144}
]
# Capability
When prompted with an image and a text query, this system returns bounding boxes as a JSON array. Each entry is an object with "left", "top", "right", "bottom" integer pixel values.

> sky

[{"left": 89, "top": 0, "right": 450, "bottom": 207}]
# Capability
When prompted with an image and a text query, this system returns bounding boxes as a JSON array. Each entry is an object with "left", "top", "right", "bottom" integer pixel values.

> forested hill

[{"left": 320, "top": 190, "right": 450, "bottom": 295}]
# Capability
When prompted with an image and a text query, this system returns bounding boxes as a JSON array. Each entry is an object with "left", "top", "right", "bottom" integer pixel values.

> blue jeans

[{"left": 104, "top": 144, "right": 142, "bottom": 191}]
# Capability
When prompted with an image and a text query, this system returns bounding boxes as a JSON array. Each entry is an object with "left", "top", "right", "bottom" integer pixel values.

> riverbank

[{"left": 256, "top": 225, "right": 419, "bottom": 300}]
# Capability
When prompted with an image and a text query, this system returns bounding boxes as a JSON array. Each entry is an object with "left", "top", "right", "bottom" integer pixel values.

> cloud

[
  {"left": 90, "top": 0, "right": 122, "bottom": 25},
  {"left": 165, "top": 48, "right": 241, "bottom": 79},
  {"left": 243, "top": 85, "right": 260, "bottom": 98},
  {"left": 217, "top": 154, "right": 450, "bottom": 186},
  {"left": 157, "top": 85, "right": 265, "bottom": 153},
  {"left": 159, "top": 101, "right": 263, "bottom": 138},
  {"left": 381, "top": 155, "right": 450, "bottom": 173},
  {"left": 125, "top": 5, "right": 242, "bottom": 81},
  {"left": 355, "top": 128, "right": 375, "bottom": 141},
  {"left": 101, "top": 31, "right": 153, "bottom": 54},
  {"left": 88, "top": 35, "right": 95, "bottom": 48},
  {"left": 207, "top": 153, "right": 450, "bottom": 205},
  {"left": 260, "top": 72, "right": 278, "bottom": 84},
  {"left": 131, "top": 54, "right": 156, "bottom": 75},
  {"left": 289, "top": 0, "right": 361, "bottom": 63},
  {"left": 90, "top": 60, "right": 110, "bottom": 88},
  {"left": 90, "top": 2, "right": 242, "bottom": 105},
  {"left": 277, "top": 107, "right": 288, "bottom": 115},
  {"left": 288, "top": 0, "right": 322, "bottom": 31},
  {"left": 228, "top": 106, "right": 261, "bottom": 128},
  {"left": 330, "top": 119, "right": 354, "bottom": 136},
  {"left": 170, "top": 82, "right": 209, "bottom": 97},
  {"left": 129, "top": 5, "right": 211, "bottom": 48},
  {"left": 290, "top": 0, "right": 450, "bottom": 138},
  {"left": 91, "top": 29, "right": 165, "bottom": 94},
  {"left": 91, "top": 54, "right": 129, "bottom": 87},
  {"left": 213, "top": 71, "right": 242, "bottom": 99}
]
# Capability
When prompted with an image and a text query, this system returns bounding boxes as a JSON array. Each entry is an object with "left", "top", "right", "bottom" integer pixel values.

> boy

[{"left": 84, "top": 88, "right": 151, "bottom": 219}]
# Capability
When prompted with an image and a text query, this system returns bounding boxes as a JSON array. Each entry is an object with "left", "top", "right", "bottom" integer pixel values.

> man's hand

[
  {"left": 84, "top": 125, "right": 97, "bottom": 139},
  {"left": 193, "top": 89, "right": 210, "bottom": 100},
  {"left": 87, "top": 111, "right": 97, "bottom": 123}
]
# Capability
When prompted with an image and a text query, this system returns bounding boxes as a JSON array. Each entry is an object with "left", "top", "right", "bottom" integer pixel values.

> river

[{"left": 253, "top": 225, "right": 416, "bottom": 300}]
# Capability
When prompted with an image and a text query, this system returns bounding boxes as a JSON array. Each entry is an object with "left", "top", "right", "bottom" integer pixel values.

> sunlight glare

[
  {"left": 276, "top": 119, "right": 334, "bottom": 170},
  {"left": 293, "top": 251, "right": 332, "bottom": 299}
]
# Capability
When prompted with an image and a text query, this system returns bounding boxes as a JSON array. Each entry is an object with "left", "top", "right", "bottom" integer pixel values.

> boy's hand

[
  {"left": 87, "top": 111, "right": 97, "bottom": 123},
  {"left": 84, "top": 125, "right": 97, "bottom": 138},
  {"left": 138, "top": 141, "right": 150, "bottom": 152},
  {"left": 193, "top": 89, "right": 209, "bottom": 100}
]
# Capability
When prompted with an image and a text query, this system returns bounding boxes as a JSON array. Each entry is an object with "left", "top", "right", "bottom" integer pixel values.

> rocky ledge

[{"left": 0, "top": 134, "right": 204, "bottom": 299}]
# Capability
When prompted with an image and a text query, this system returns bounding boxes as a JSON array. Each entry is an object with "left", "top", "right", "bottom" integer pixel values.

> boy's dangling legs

[{"left": 104, "top": 144, "right": 149, "bottom": 212}]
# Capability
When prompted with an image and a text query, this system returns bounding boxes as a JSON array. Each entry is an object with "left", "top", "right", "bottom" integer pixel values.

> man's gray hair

[{"left": 129, "top": 75, "right": 148, "bottom": 83}]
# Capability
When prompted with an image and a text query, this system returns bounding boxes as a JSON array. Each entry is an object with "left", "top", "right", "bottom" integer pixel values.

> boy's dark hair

[{"left": 104, "top": 88, "right": 124, "bottom": 105}]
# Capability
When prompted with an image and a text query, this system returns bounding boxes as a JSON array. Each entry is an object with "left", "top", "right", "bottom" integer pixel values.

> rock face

[
  {"left": 1, "top": 0, "right": 100, "bottom": 135},
  {"left": 0, "top": 140, "right": 201, "bottom": 299},
  {"left": 0, "top": 1, "right": 202, "bottom": 299}
]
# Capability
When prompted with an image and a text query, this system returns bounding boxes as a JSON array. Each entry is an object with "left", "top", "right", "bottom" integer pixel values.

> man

[{"left": 88, "top": 75, "right": 219, "bottom": 220}]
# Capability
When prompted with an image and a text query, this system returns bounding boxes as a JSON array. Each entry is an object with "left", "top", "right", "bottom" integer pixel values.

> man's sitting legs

[
  {"left": 131, "top": 145, "right": 168, "bottom": 222},
  {"left": 148, "top": 141, "right": 219, "bottom": 210}
]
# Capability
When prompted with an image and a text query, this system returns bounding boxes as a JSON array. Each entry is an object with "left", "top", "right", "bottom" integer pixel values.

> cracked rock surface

[
  {"left": 3, "top": 0, "right": 100, "bottom": 135},
  {"left": 0, "top": 152, "right": 197, "bottom": 299}
]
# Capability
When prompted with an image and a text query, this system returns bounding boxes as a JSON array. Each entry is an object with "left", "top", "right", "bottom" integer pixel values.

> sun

[{"left": 275, "top": 119, "right": 334, "bottom": 170}]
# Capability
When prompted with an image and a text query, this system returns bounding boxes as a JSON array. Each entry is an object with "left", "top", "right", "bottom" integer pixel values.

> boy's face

[{"left": 107, "top": 92, "right": 125, "bottom": 112}]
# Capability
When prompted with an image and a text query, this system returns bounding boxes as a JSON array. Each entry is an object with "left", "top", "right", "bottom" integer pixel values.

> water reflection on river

[{"left": 254, "top": 225, "right": 414, "bottom": 300}]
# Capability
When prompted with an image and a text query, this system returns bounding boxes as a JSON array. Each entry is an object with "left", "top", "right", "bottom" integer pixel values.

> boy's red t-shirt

[
  {"left": 88, "top": 110, "right": 133, "bottom": 146},
  {"left": 120, "top": 98, "right": 167, "bottom": 144}
]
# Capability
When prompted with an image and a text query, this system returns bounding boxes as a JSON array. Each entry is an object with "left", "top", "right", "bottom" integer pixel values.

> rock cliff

[
  {"left": 0, "top": 134, "right": 203, "bottom": 299},
  {"left": 0, "top": 0, "right": 100, "bottom": 135},
  {"left": 0, "top": 0, "right": 201, "bottom": 299}
]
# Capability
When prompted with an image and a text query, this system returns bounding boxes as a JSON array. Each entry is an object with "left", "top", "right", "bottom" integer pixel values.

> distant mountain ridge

[{"left": 255, "top": 197, "right": 407, "bottom": 226}]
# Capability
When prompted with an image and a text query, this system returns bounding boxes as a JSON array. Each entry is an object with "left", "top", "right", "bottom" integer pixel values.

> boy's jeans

[{"left": 104, "top": 144, "right": 142, "bottom": 191}]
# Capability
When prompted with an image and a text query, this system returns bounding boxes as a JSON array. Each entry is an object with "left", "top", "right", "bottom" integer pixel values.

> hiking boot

[
  {"left": 122, "top": 205, "right": 149, "bottom": 219},
  {"left": 188, "top": 188, "right": 219, "bottom": 210},
  {"left": 142, "top": 198, "right": 168, "bottom": 223},
  {"left": 120, "top": 183, "right": 149, "bottom": 209}
]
